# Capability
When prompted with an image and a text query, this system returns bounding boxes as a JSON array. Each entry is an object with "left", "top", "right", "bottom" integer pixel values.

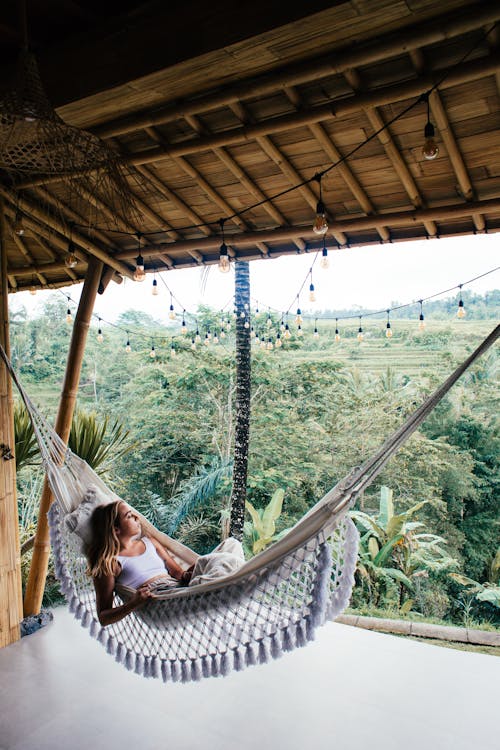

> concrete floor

[{"left": 0, "top": 607, "right": 498, "bottom": 750}]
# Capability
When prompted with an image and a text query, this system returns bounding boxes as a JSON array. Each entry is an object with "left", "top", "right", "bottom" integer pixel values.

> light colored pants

[{"left": 189, "top": 537, "right": 245, "bottom": 586}]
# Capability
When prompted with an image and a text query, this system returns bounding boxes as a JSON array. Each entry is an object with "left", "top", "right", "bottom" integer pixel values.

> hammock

[{"left": 1, "top": 324, "right": 498, "bottom": 682}]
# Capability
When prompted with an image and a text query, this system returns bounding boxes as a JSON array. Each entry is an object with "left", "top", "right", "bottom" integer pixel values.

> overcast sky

[{"left": 8, "top": 233, "right": 499, "bottom": 324}]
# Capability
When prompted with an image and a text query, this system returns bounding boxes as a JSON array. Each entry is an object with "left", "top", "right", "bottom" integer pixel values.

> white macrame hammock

[{"left": 2, "top": 324, "right": 498, "bottom": 682}]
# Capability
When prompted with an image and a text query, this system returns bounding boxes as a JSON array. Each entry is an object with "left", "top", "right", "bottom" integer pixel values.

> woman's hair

[{"left": 85, "top": 501, "right": 122, "bottom": 578}]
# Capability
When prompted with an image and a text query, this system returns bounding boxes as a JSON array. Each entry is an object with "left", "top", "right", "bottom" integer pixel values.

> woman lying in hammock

[{"left": 85, "top": 501, "right": 244, "bottom": 626}]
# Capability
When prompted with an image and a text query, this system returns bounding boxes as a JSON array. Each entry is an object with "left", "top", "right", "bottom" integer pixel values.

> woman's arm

[
  {"left": 148, "top": 536, "right": 191, "bottom": 582},
  {"left": 94, "top": 571, "right": 153, "bottom": 626}
]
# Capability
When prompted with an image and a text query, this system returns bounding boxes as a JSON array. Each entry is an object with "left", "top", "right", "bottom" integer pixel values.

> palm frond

[{"left": 167, "top": 457, "right": 232, "bottom": 534}]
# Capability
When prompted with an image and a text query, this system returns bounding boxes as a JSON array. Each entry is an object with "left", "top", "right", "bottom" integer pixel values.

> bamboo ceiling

[{"left": 1, "top": 0, "right": 500, "bottom": 294}]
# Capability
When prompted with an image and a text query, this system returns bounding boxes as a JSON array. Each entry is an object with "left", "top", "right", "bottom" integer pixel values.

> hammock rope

[{"left": 1, "top": 323, "right": 498, "bottom": 682}]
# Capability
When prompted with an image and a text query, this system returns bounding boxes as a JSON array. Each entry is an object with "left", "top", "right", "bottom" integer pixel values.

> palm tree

[{"left": 229, "top": 260, "right": 251, "bottom": 539}]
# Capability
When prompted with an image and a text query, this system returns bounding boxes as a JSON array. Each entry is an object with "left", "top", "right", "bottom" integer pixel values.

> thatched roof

[{"left": 1, "top": 0, "right": 500, "bottom": 294}]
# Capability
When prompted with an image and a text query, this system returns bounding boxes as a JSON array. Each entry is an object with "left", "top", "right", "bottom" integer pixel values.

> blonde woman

[
  {"left": 85, "top": 501, "right": 193, "bottom": 626},
  {"left": 85, "top": 501, "right": 244, "bottom": 626}
]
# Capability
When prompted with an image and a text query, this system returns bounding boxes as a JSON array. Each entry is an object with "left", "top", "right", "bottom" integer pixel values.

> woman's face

[{"left": 116, "top": 503, "right": 141, "bottom": 537}]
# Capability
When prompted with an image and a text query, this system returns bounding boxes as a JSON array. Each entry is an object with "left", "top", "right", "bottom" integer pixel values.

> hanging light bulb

[
  {"left": 312, "top": 174, "right": 328, "bottom": 235},
  {"left": 97, "top": 328, "right": 104, "bottom": 344},
  {"left": 309, "top": 271, "right": 316, "bottom": 303},
  {"left": 213, "top": 332, "right": 219, "bottom": 344},
  {"left": 168, "top": 295, "right": 176, "bottom": 320},
  {"left": 260, "top": 340, "right": 266, "bottom": 350},
  {"left": 266, "top": 314, "right": 272, "bottom": 328},
  {"left": 150, "top": 344, "right": 156, "bottom": 358},
  {"left": 457, "top": 286, "right": 466, "bottom": 318},
  {"left": 284, "top": 324, "right": 291, "bottom": 340},
  {"left": 313, "top": 319, "right": 319, "bottom": 338},
  {"left": 195, "top": 329, "right": 201, "bottom": 344},
  {"left": 220, "top": 329, "right": 226, "bottom": 339},
  {"left": 225, "top": 319, "right": 231, "bottom": 331},
  {"left": 297, "top": 325, "right": 303, "bottom": 337},
  {"left": 280, "top": 319, "right": 285, "bottom": 332},
  {"left": 13, "top": 211, "right": 25, "bottom": 236},
  {"left": 357, "top": 317, "right": 363, "bottom": 343},
  {"left": 244, "top": 320, "right": 250, "bottom": 329},
  {"left": 255, "top": 332, "right": 260, "bottom": 343},
  {"left": 170, "top": 344, "right": 176, "bottom": 358},
  {"left": 29, "top": 285, "right": 36, "bottom": 295},
  {"left": 152, "top": 278, "right": 159, "bottom": 296},
  {"left": 295, "top": 298, "right": 302, "bottom": 326},
  {"left": 206, "top": 329, "right": 212, "bottom": 340},
  {"left": 418, "top": 301, "right": 426, "bottom": 331},
  {"left": 125, "top": 338, "right": 131, "bottom": 353},
  {"left": 181, "top": 316, "right": 187, "bottom": 334},
  {"left": 255, "top": 305, "right": 260, "bottom": 318},
  {"left": 320, "top": 236, "right": 330, "bottom": 270},
  {"left": 204, "top": 333, "right": 210, "bottom": 346},
  {"left": 335, "top": 328, "right": 341, "bottom": 344},
  {"left": 66, "top": 307, "right": 72, "bottom": 324},
  {"left": 275, "top": 333, "right": 282, "bottom": 348},
  {"left": 422, "top": 94, "right": 439, "bottom": 161},
  {"left": 219, "top": 242, "right": 230, "bottom": 273},
  {"left": 65, "top": 241, "right": 78, "bottom": 268},
  {"left": 191, "top": 339, "right": 196, "bottom": 350},
  {"left": 386, "top": 311, "right": 393, "bottom": 339},
  {"left": 133, "top": 254, "right": 145, "bottom": 282},
  {"left": 266, "top": 339, "right": 273, "bottom": 351},
  {"left": 250, "top": 327, "right": 256, "bottom": 339}
]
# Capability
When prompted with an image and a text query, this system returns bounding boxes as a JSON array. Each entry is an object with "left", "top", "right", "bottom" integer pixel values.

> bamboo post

[
  {"left": 0, "top": 199, "right": 23, "bottom": 647},
  {"left": 23, "top": 256, "right": 103, "bottom": 615}
]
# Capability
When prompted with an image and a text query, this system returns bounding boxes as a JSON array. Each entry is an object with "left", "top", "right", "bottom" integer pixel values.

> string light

[
  {"left": 213, "top": 331, "right": 219, "bottom": 344},
  {"left": 320, "top": 235, "right": 330, "bottom": 270},
  {"left": 13, "top": 211, "right": 25, "bottom": 236},
  {"left": 357, "top": 317, "right": 364, "bottom": 343},
  {"left": 275, "top": 332, "right": 282, "bottom": 348},
  {"left": 266, "top": 312, "right": 272, "bottom": 328},
  {"left": 309, "top": 270, "right": 316, "bottom": 303},
  {"left": 168, "top": 294, "right": 176, "bottom": 320},
  {"left": 335, "top": 319, "right": 341, "bottom": 343},
  {"left": 191, "top": 338, "right": 196, "bottom": 350},
  {"left": 204, "top": 332, "right": 210, "bottom": 345},
  {"left": 418, "top": 300, "right": 426, "bottom": 331},
  {"left": 457, "top": 285, "right": 466, "bottom": 318},
  {"left": 220, "top": 328, "right": 226, "bottom": 338},
  {"left": 218, "top": 219, "right": 230, "bottom": 273},
  {"left": 66, "top": 306, "right": 72, "bottom": 324},
  {"left": 195, "top": 329, "right": 201, "bottom": 344},
  {"left": 313, "top": 318, "right": 319, "bottom": 338},
  {"left": 244, "top": 320, "right": 250, "bottom": 329},
  {"left": 295, "top": 297, "right": 302, "bottom": 325},
  {"left": 125, "top": 334, "right": 131, "bottom": 353},
  {"left": 97, "top": 318, "right": 104, "bottom": 343},
  {"left": 64, "top": 238, "right": 78, "bottom": 269},
  {"left": 181, "top": 314, "right": 187, "bottom": 334},
  {"left": 284, "top": 324, "right": 291, "bottom": 340},
  {"left": 152, "top": 277, "right": 159, "bottom": 296},
  {"left": 385, "top": 310, "right": 393, "bottom": 338},
  {"left": 297, "top": 324, "right": 303, "bottom": 337},
  {"left": 170, "top": 343, "right": 176, "bottom": 358},
  {"left": 250, "top": 327, "right": 255, "bottom": 338},
  {"left": 150, "top": 343, "right": 156, "bottom": 358},
  {"left": 266, "top": 338, "right": 273, "bottom": 351},
  {"left": 133, "top": 234, "right": 146, "bottom": 282},
  {"left": 312, "top": 173, "right": 328, "bottom": 235},
  {"left": 422, "top": 94, "right": 439, "bottom": 161}
]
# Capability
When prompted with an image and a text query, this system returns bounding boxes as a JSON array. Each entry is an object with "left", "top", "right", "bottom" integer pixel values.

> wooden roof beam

[
  {"left": 113, "top": 196, "right": 500, "bottom": 260},
  {"left": 229, "top": 101, "right": 347, "bottom": 247},
  {"left": 283, "top": 85, "right": 390, "bottom": 242},
  {"left": 17, "top": 52, "right": 500, "bottom": 192},
  {"left": 183, "top": 113, "right": 305, "bottom": 253},
  {"left": 409, "top": 48, "right": 485, "bottom": 233},
  {"left": 93, "top": 1, "right": 500, "bottom": 139},
  {"left": 344, "top": 69, "right": 437, "bottom": 238},
  {"left": 0, "top": 187, "right": 134, "bottom": 279}
]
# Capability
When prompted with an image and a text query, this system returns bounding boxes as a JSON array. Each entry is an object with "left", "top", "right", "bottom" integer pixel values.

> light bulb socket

[
  {"left": 316, "top": 200, "right": 325, "bottom": 215},
  {"left": 135, "top": 254, "right": 144, "bottom": 269},
  {"left": 424, "top": 121, "right": 435, "bottom": 138}
]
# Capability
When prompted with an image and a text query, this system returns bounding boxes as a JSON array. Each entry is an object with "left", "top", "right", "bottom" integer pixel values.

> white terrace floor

[{"left": 1, "top": 607, "right": 498, "bottom": 750}]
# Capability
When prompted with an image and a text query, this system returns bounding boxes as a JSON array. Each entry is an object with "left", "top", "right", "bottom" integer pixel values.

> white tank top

[{"left": 116, "top": 537, "right": 175, "bottom": 589}]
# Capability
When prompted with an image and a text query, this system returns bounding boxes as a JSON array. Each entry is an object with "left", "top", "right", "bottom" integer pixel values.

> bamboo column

[
  {"left": 0, "top": 199, "right": 23, "bottom": 647},
  {"left": 229, "top": 260, "right": 251, "bottom": 539},
  {"left": 23, "top": 256, "right": 103, "bottom": 615}
]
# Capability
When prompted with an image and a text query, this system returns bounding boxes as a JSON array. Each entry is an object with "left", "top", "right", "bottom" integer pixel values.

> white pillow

[{"left": 64, "top": 485, "right": 110, "bottom": 546}]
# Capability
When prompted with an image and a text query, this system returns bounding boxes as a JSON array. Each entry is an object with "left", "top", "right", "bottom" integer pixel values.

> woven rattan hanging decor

[{"left": 0, "top": 47, "right": 139, "bottom": 224}]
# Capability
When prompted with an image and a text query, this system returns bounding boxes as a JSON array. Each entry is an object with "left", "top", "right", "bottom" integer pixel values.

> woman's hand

[{"left": 131, "top": 583, "right": 153, "bottom": 608}]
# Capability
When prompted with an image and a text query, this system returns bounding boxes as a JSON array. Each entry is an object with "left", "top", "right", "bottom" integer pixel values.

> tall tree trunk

[{"left": 229, "top": 260, "right": 251, "bottom": 540}]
